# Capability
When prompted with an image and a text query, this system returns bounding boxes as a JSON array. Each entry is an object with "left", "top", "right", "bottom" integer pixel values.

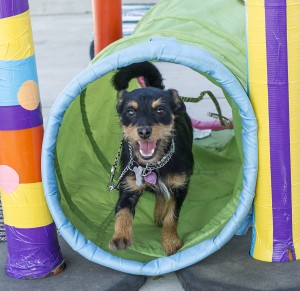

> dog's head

[{"left": 117, "top": 87, "right": 186, "bottom": 164}]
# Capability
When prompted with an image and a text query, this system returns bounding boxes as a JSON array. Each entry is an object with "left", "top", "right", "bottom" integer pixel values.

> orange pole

[{"left": 93, "top": 0, "right": 122, "bottom": 55}]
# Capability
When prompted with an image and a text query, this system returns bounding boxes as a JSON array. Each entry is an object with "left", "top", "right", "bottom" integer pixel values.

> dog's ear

[
  {"left": 167, "top": 89, "right": 186, "bottom": 113},
  {"left": 116, "top": 90, "right": 126, "bottom": 114}
]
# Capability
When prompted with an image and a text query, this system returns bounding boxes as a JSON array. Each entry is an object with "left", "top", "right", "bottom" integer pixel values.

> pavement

[{"left": 1, "top": 1, "right": 300, "bottom": 290}]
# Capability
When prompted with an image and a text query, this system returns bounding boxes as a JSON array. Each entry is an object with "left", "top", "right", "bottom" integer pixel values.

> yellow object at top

[{"left": 0, "top": 10, "right": 34, "bottom": 61}]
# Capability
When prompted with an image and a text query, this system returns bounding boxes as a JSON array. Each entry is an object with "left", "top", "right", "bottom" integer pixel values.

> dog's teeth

[
  {"left": 138, "top": 140, "right": 157, "bottom": 157},
  {"left": 139, "top": 148, "right": 155, "bottom": 157},
  {"left": 140, "top": 150, "right": 152, "bottom": 157}
]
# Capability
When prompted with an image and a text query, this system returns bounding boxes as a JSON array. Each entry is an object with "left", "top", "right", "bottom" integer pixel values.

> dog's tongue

[{"left": 138, "top": 140, "right": 156, "bottom": 157}]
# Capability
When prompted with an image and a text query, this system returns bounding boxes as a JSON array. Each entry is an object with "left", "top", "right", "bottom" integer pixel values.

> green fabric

[
  {"left": 55, "top": 72, "right": 242, "bottom": 262},
  {"left": 55, "top": 0, "right": 246, "bottom": 262},
  {"left": 93, "top": 0, "right": 246, "bottom": 88}
]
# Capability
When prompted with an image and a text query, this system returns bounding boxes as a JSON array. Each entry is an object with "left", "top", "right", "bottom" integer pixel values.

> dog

[{"left": 109, "top": 61, "right": 194, "bottom": 255}]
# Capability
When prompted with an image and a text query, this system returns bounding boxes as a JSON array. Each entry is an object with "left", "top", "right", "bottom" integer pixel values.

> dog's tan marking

[
  {"left": 169, "top": 89, "right": 182, "bottom": 110},
  {"left": 122, "top": 123, "right": 174, "bottom": 165},
  {"left": 151, "top": 123, "right": 174, "bottom": 140},
  {"left": 121, "top": 174, "right": 145, "bottom": 192},
  {"left": 122, "top": 123, "right": 173, "bottom": 143},
  {"left": 162, "top": 198, "right": 183, "bottom": 255},
  {"left": 151, "top": 98, "right": 162, "bottom": 109},
  {"left": 122, "top": 124, "right": 138, "bottom": 141},
  {"left": 128, "top": 101, "right": 138, "bottom": 110},
  {"left": 118, "top": 90, "right": 125, "bottom": 98},
  {"left": 164, "top": 173, "right": 187, "bottom": 189},
  {"left": 109, "top": 208, "right": 134, "bottom": 250},
  {"left": 144, "top": 123, "right": 174, "bottom": 164},
  {"left": 165, "top": 89, "right": 186, "bottom": 113},
  {"left": 116, "top": 91, "right": 125, "bottom": 109},
  {"left": 154, "top": 196, "right": 167, "bottom": 226}
]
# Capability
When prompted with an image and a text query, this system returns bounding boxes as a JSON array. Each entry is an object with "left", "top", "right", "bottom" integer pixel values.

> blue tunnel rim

[{"left": 42, "top": 37, "right": 258, "bottom": 276}]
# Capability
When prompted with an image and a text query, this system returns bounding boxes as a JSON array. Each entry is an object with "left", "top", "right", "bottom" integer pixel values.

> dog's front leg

[
  {"left": 109, "top": 186, "right": 141, "bottom": 251},
  {"left": 162, "top": 188, "right": 187, "bottom": 255}
]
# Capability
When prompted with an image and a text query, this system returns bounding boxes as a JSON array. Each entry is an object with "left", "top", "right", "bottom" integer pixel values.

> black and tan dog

[{"left": 109, "top": 62, "right": 194, "bottom": 255}]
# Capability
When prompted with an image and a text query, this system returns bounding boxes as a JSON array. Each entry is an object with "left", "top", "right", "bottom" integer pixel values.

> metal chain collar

[{"left": 108, "top": 138, "right": 175, "bottom": 191}]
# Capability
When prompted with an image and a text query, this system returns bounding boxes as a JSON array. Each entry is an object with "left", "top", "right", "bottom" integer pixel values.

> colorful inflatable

[
  {"left": 0, "top": 0, "right": 64, "bottom": 279},
  {"left": 247, "top": 0, "right": 300, "bottom": 262}
]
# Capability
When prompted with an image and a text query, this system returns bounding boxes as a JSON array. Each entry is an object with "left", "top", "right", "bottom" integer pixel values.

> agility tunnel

[{"left": 41, "top": 0, "right": 256, "bottom": 275}]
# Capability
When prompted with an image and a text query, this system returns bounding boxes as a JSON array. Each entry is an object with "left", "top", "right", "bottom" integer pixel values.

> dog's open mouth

[{"left": 138, "top": 140, "right": 157, "bottom": 159}]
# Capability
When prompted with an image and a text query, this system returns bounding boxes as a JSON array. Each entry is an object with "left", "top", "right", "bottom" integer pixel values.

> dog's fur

[{"left": 109, "top": 62, "right": 194, "bottom": 255}]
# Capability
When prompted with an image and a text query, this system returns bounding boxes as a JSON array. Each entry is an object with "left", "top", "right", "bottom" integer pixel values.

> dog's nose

[{"left": 137, "top": 126, "right": 152, "bottom": 139}]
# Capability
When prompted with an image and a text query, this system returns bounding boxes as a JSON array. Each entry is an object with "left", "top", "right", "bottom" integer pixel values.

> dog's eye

[
  {"left": 155, "top": 107, "right": 165, "bottom": 115},
  {"left": 126, "top": 108, "right": 136, "bottom": 117}
]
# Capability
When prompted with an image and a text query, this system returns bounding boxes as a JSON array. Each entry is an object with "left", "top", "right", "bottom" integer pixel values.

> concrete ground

[
  {"left": 2, "top": 232, "right": 300, "bottom": 290},
  {"left": 29, "top": 0, "right": 160, "bottom": 15}
]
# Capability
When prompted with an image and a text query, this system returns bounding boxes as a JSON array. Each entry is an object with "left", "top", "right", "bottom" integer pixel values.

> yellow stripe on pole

[
  {"left": 246, "top": 0, "right": 273, "bottom": 261},
  {"left": 0, "top": 10, "right": 34, "bottom": 60},
  {"left": 287, "top": 0, "right": 300, "bottom": 257},
  {"left": 1, "top": 182, "right": 53, "bottom": 228}
]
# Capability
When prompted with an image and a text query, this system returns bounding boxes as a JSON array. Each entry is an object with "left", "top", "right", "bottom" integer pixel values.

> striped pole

[
  {"left": 0, "top": 0, "right": 65, "bottom": 278},
  {"left": 0, "top": 199, "right": 5, "bottom": 241},
  {"left": 247, "top": 0, "right": 300, "bottom": 262}
]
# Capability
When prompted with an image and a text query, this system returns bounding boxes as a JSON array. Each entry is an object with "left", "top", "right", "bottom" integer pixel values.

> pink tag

[{"left": 144, "top": 172, "right": 157, "bottom": 184}]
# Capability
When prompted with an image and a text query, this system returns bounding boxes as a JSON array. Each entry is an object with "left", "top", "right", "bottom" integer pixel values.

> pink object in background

[{"left": 191, "top": 118, "right": 233, "bottom": 131}]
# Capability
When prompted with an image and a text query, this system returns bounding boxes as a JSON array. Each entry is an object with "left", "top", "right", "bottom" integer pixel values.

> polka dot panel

[{"left": 0, "top": 56, "right": 39, "bottom": 107}]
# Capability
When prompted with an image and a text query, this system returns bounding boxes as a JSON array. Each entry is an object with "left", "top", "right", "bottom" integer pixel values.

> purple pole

[{"left": 265, "top": 0, "right": 295, "bottom": 262}]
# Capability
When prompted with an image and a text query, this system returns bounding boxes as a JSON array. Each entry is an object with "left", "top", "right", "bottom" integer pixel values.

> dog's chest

[
  {"left": 147, "top": 177, "right": 172, "bottom": 200},
  {"left": 132, "top": 166, "right": 172, "bottom": 199}
]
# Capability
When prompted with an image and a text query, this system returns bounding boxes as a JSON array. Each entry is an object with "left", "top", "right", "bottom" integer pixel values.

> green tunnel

[{"left": 49, "top": 0, "right": 257, "bottom": 267}]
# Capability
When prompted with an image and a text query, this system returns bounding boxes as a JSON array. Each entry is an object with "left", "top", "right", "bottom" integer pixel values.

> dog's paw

[
  {"left": 162, "top": 236, "right": 183, "bottom": 256},
  {"left": 109, "top": 236, "right": 133, "bottom": 250}
]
